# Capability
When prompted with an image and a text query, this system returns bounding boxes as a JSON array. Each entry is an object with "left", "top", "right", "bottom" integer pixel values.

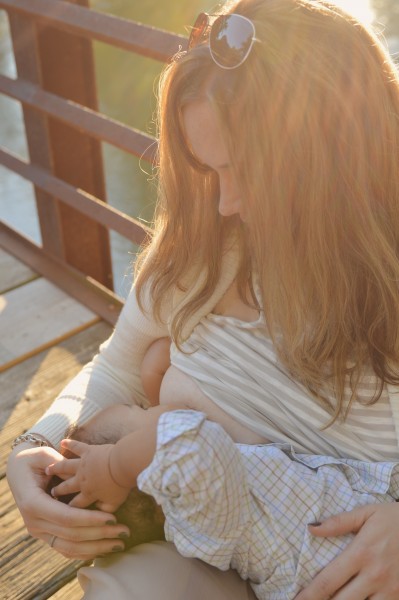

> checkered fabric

[{"left": 138, "top": 410, "right": 399, "bottom": 600}]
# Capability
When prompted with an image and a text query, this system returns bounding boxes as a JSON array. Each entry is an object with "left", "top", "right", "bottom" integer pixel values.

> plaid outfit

[{"left": 138, "top": 410, "right": 399, "bottom": 600}]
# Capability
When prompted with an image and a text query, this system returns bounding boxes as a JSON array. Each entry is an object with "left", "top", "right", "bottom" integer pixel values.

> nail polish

[
  {"left": 307, "top": 521, "right": 322, "bottom": 527},
  {"left": 112, "top": 545, "right": 123, "bottom": 552},
  {"left": 106, "top": 520, "right": 116, "bottom": 526},
  {"left": 118, "top": 532, "right": 130, "bottom": 539}
]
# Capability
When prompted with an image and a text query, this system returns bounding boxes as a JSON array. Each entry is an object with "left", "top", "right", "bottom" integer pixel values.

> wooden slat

[
  {"left": 0, "top": 222, "right": 124, "bottom": 325},
  {"left": 0, "top": 478, "right": 87, "bottom": 600},
  {"left": 0, "top": 320, "right": 112, "bottom": 475},
  {"left": 0, "top": 146, "right": 152, "bottom": 242},
  {"left": 0, "top": 76, "right": 158, "bottom": 163},
  {"left": 0, "top": 248, "right": 37, "bottom": 294},
  {"left": 0, "top": 0, "right": 187, "bottom": 62},
  {"left": 0, "top": 278, "right": 100, "bottom": 371},
  {"left": 49, "top": 576, "right": 82, "bottom": 599},
  {"left": 0, "top": 322, "right": 112, "bottom": 599}
]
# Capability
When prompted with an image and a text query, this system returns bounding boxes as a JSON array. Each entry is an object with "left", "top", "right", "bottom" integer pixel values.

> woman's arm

[
  {"left": 7, "top": 283, "right": 169, "bottom": 559},
  {"left": 7, "top": 245, "right": 239, "bottom": 560}
]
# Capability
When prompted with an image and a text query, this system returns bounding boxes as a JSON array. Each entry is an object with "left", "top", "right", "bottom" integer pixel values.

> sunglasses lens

[
  {"left": 210, "top": 14, "right": 255, "bottom": 68},
  {"left": 188, "top": 13, "right": 209, "bottom": 50}
]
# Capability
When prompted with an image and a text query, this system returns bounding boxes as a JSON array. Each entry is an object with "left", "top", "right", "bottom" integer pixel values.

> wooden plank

[
  {"left": 0, "top": 322, "right": 112, "bottom": 599},
  {"left": 0, "top": 476, "right": 88, "bottom": 600},
  {"left": 49, "top": 576, "right": 82, "bottom": 599},
  {"left": 0, "top": 278, "right": 100, "bottom": 371},
  {"left": 0, "top": 248, "right": 37, "bottom": 294},
  {"left": 0, "top": 320, "right": 112, "bottom": 476}
]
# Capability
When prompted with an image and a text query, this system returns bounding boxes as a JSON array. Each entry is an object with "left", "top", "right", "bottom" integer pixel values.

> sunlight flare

[{"left": 332, "top": 0, "right": 374, "bottom": 25}]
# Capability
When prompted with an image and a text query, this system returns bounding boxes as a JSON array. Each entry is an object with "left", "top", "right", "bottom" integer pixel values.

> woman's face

[{"left": 183, "top": 100, "right": 246, "bottom": 220}]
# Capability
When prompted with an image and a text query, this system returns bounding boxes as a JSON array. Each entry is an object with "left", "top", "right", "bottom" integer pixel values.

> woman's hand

[
  {"left": 47, "top": 439, "right": 130, "bottom": 513},
  {"left": 295, "top": 502, "right": 399, "bottom": 599},
  {"left": 7, "top": 444, "right": 130, "bottom": 560}
]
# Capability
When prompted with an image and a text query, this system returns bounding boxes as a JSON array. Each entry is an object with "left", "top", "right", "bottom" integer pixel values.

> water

[{"left": 0, "top": 1, "right": 210, "bottom": 297}]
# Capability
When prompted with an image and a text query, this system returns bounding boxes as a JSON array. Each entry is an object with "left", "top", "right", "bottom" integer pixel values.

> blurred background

[{"left": 0, "top": 0, "right": 398, "bottom": 297}]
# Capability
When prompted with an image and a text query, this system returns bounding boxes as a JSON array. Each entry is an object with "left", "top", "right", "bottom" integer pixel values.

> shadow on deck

[{"left": 0, "top": 248, "right": 112, "bottom": 599}]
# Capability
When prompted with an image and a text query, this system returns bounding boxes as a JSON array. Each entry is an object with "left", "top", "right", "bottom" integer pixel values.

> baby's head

[{"left": 49, "top": 403, "right": 166, "bottom": 550}]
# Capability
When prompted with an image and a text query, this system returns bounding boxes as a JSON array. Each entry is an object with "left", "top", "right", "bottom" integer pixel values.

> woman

[{"left": 7, "top": 0, "right": 399, "bottom": 598}]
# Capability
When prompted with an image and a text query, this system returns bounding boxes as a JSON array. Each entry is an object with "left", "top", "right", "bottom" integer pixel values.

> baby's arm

[
  {"left": 46, "top": 405, "right": 173, "bottom": 512},
  {"left": 140, "top": 338, "right": 171, "bottom": 405}
]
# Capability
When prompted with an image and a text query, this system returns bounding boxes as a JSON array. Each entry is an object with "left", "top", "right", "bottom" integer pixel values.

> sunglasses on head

[{"left": 188, "top": 13, "right": 256, "bottom": 70}]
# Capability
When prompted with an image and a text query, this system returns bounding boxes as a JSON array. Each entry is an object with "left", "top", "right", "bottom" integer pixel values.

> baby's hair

[{"left": 48, "top": 423, "right": 165, "bottom": 550}]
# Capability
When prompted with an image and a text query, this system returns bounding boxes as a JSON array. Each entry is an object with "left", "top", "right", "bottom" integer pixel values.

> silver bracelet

[{"left": 11, "top": 433, "right": 51, "bottom": 449}]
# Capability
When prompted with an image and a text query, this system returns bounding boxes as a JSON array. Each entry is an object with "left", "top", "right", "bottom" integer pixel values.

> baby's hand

[{"left": 46, "top": 439, "right": 130, "bottom": 513}]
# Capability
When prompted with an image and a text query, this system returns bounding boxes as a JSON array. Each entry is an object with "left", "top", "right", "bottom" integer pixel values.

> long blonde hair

[{"left": 136, "top": 0, "right": 399, "bottom": 421}]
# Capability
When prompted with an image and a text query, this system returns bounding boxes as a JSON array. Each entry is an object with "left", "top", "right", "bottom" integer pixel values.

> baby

[{"left": 48, "top": 401, "right": 399, "bottom": 600}]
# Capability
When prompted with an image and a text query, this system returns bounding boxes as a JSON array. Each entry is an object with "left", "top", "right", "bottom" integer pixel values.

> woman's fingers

[
  {"left": 6, "top": 446, "right": 130, "bottom": 559},
  {"left": 308, "top": 505, "right": 375, "bottom": 538},
  {"left": 297, "top": 503, "right": 399, "bottom": 599},
  {"left": 294, "top": 545, "right": 361, "bottom": 599},
  {"left": 333, "top": 575, "right": 381, "bottom": 600},
  {"left": 41, "top": 518, "right": 129, "bottom": 560},
  {"left": 46, "top": 530, "right": 125, "bottom": 560},
  {"left": 41, "top": 516, "right": 129, "bottom": 550},
  {"left": 295, "top": 507, "right": 371, "bottom": 599},
  {"left": 23, "top": 487, "right": 114, "bottom": 529},
  {"left": 27, "top": 502, "right": 130, "bottom": 559}
]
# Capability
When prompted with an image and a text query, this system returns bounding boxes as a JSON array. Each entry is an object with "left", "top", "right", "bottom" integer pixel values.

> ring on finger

[{"left": 49, "top": 534, "right": 57, "bottom": 548}]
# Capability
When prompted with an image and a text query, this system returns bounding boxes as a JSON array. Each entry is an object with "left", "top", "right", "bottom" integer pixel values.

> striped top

[{"left": 171, "top": 308, "right": 399, "bottom": 462}]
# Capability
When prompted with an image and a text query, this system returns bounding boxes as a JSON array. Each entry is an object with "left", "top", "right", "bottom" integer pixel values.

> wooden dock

[{"left": 0, "top": 249, "right": 113, "bottom": 599}]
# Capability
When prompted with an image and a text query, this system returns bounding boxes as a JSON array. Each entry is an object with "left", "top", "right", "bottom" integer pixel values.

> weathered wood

[
  {"left": 0, "top": 222, "right": 124, "bottom": 325},
  {"left": 0, "top": 321, "right": 112, "bottom": 598},
  {"left": 49, "top": 576, "right": 82, "bottom": 599},
  {"left": 0, "top": 476, "right": 87, "bottom": 600},
  {"left": 0, "top": 320, "right": 112, "bottom": 476},
  {"left": 0, "top": 248, "right": 37, "bottom": 294},
  {"left": 8, "top": 3, "right": 114, "bottom": 288},
  {"left": 0, "top": 278, "right": 100, "bottom": 372}
]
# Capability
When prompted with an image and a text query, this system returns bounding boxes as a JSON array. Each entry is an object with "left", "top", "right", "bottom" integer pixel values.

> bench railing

[{"left": 0, "top": 0, "right": 187, "bottom": 323}]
